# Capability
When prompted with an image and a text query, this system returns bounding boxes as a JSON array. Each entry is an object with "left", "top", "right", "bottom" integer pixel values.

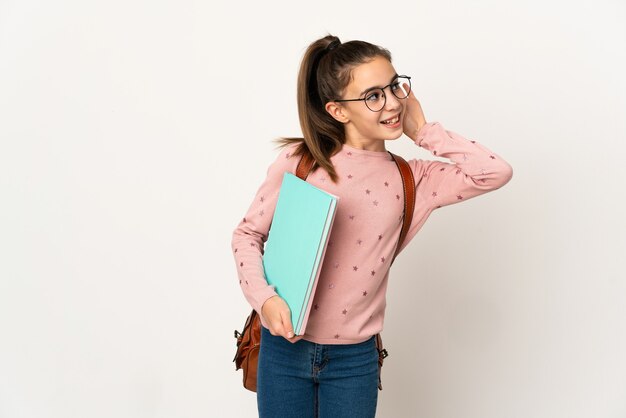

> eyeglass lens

[{"left": 364, "top": 76, "right": 411, "bottom": 112}]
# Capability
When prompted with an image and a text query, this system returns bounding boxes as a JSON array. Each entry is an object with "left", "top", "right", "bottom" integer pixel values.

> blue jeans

[{"left": 257, "top": 326, "right": 379, "bottom": 418}]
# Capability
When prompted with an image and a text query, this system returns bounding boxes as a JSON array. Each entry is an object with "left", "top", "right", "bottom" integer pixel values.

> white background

[{"left": 1, "top": 0, "right": 625, "bottom": 417}]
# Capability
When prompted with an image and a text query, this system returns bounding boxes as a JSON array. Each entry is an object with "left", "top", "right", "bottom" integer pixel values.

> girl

[{"left": 232, "top": 34, "right": 513, "bottom": 418}]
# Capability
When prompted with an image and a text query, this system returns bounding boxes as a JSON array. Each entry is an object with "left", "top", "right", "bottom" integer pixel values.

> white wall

[{"left": 1, "top": 0, "right": 625, "bottom": 417}]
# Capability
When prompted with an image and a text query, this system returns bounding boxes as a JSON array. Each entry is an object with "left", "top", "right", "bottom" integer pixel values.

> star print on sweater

[{"left": 232, "top": 121, "right": 513, "bottom": 344}]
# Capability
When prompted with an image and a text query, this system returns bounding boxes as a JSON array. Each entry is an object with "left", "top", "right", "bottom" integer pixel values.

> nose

[{"left": 383, "top": 87, "right": 402, "bottom": 111}]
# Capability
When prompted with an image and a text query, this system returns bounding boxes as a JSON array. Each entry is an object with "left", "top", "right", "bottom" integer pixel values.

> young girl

[{"left": 232, "top": 34, "right": 513, "bottom": 418}]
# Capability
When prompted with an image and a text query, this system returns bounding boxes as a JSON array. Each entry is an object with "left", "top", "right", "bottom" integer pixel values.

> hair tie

[
  {"left": 326, "top": 39, "right": 341, "bottom": 52},
  {"left": 308, "top": 39, "right": 341, "bottom": 104}
]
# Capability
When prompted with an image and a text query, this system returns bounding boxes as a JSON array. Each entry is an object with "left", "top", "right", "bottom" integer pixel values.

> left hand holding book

[{"left": 261, "top": 295, "right": 304, "bottom": 343}]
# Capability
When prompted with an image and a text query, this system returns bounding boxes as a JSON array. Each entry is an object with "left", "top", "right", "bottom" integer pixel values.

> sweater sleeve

[
  {"left": 231, "top": 144, "right": 301, "bottom": 315},
  {"left": 400, "top": 121, "right": 513, "bottom": 250}
]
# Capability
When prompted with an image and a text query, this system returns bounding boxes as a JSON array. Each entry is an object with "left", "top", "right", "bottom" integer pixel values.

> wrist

[
  {"left": 406, "top": 127, "right": 420, "bottom": 142},
  {"left": 261, "top": 295, "right": 278, "bottom": 315},
  {"left": 415, "top": 121, "right": 430, "bottom": 145}
]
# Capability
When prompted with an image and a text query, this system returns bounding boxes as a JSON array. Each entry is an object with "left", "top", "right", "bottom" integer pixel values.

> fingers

[
  {"left": 287, "top": 335, "right": 304, "bottom": 344},
  {"left": 280, "top": 308, "right": 295, "bottom": 339},
  {"left": 403, "top": 82, "right": 421, "bottom": 105},
  {"left": 401, "top": 96, "right": 426, "bottom": 141},
  {"left": 402, "top": 82, "right": 411, "bottom": 97},
  {"left": 262, "top": 295, "right": 298, "bottom": 341}
]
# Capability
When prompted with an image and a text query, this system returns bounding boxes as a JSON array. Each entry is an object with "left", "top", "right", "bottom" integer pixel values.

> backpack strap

[
  {"left": 294, "top": 150, "right": 415, "bottom": 263},
  {"left": 295, "top": 151, "right": 315, "bottom": 180},
  {"left": 388, "top": 152, "right": 415, "bottom": 264}
]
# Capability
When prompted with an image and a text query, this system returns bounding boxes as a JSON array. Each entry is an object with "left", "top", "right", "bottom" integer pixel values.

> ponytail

[{"left": 276, "top": 34, "right": 392, "bottom": 183}]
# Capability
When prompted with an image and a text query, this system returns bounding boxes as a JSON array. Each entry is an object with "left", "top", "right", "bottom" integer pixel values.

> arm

[
  {"left": 402, "top": 87, "right": 513, "bottom": 208},
  {"left": 231, "top": 144, "right": 303, "bottom": 341},
  {"left": 397, "top": 88, "right": 513, "bottom": 251},
  {"left": 411, "top": 121, "right": 513, "bottom": 209}
]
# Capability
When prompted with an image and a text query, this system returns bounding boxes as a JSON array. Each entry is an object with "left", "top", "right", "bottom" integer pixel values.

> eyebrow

[{"left": 359, "top": 73, "right": 399, "bottom": 97}]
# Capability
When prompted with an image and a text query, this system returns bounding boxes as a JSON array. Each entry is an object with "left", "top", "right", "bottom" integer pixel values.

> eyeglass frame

[{"left": 332, "top": 75, "right": 412, "bottom": 112}]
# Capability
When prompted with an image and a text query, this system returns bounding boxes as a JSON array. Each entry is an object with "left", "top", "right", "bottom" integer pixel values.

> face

[{"left": 325, "top": 56, "right": 406, "bottom": 149}]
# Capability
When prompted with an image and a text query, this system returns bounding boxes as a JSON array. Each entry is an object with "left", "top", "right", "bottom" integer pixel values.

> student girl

[{"left": 232, "top": 34, "right": 513, "bottom": 418}]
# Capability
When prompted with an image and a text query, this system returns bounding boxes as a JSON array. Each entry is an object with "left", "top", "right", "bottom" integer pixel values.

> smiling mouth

[{"left": 381, "top": 115, "right": 400, "bottom": 125}]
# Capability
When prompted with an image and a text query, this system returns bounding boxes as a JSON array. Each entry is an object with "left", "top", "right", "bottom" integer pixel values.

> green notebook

[{"left": 262, "top": 172, "right": 339, "bottom": 336}]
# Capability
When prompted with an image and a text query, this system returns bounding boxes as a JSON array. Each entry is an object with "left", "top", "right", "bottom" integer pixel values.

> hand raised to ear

[{"left": 402, "top": 83, "right": 427, "bottom": 142}]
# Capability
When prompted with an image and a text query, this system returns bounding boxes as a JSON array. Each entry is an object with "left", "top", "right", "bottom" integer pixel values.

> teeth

[{"left": 382, "top": 116, "right": 399, "bottom": 124}]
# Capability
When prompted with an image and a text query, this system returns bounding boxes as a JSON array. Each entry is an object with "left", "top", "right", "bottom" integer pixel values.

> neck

[{"left": 343, "top": 135, "right": 387, "bottom": 152}]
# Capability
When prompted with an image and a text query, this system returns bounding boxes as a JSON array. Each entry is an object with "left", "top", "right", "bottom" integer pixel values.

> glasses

[{"left": 334, "top": 75, "right": 411, "bottom": 112}]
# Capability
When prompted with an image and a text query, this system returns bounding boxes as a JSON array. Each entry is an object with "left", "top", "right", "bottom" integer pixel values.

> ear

[{"left": 325, "top": 101, "right": 350, "bottom": 124}]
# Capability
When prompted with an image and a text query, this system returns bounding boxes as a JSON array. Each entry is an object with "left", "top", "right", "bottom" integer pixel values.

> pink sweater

[{"left": 232, "top": 121, "right": 513, "bottom": 344}]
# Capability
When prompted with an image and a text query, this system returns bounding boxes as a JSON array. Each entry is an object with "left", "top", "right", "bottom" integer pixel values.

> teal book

[{"left": 262, "top": 172, "right": 339, "bottom": 336}]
